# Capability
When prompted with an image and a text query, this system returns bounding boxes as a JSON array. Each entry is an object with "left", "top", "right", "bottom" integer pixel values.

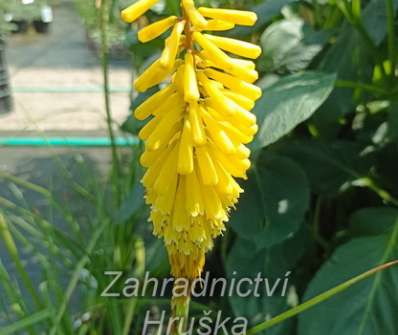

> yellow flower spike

[
  {"left": 198, "top": 7, "right": 258, "bottom": 26},
  {"left": 160, "top": 20, "right": 185, "bottom": 69},
  {"left": 193, "top": 32, "right": 234, "bottom": 70},
  {"left": 146, "top": 104, "right": 184, "bottom": 150},
  {"left": 200, "top": 107, "right": 236, "bottom": 154},
  {"left": 231, "top": 58, "right": 256, "bottom": 71},
  {"left": 152, "top": 91, "right": 182, "bottom": 117},
  {"left": 182, "top": 0, "right": 208, "bottom": 29},
  {"left": 140, "top": 149, "right": 160, "bottom": 167},
  {"left": 183, "top": 52, "right": 200, "bottom": 103},
  {"left": 189, "top": 102, "right": 207, "bottom": 145},
  {"left": 198, "top": 72, "right": 256, "bottom": 126},
  {"left": 202, "top": 19, "right": 235, "bottom": 31},
  {"left": 124, "top": 0, "right": 261, "bottom": 284},
  {"left": 154, "top": 147, "right": 179, "bottom": 195},
  {"left": 204, "top": 68, "right": 262, "bottom": 101},
  {"left": 185, "top": 169, "right": 204, "bottom": 216},
  {"left": 138, "top": 16, "right": 178, "bottom": 43},
  {"left": 142, "top": 147, "right": 170, "bottom": 188},
  {"left": 235, "top": 144, "right": 251, "bottom": 159},
  {"left": 134, "top": 84, "right": 175, "bottom": 120},
  {"left": 177, "top": 120, "right": 194, "bottom": 175},
  {"left": 173, "top": 63, "right": 186, "bottom": 95},
  {"left": 138, "top": 116, "right": 159, "bottom": 140},
  {"left": 134, "top": 59, "right": 173, "bottom": 92},
  {"left": 219, "top": 120, "right": 253, "bottom": 144},
  {"left": 198, "top": 50, "right": 256, "bottom": 70},
  {"left": 197, "top": 51, "right": 258, "bottom": 82},
  {"left": 222, "top": 90, "right": 255, "bottom": 110},
  {"left": 172, "top": 179, "right": 188, "bottom": 233},
  {"left": 196, "top": 146, "right": 219, "bottom": 185},
  {"left": 210, "top": 147, "right": 250, "bottom": 179},
  {"left": 202, "top": 186, "right": 226, "bottom": 220},
  {"left": 203, "top": 34, "right": 262, "bottom": 59},
  {"left": 121, "top": 0, "right": 159, "bottom": 23}
]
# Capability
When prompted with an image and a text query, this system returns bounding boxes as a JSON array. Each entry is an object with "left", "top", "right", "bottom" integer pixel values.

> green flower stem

[
  {"left": 171, "top": 285, "right": 191, "bottom": 335},
  {"left": 99, "top": 0, "right": 122, "bottom": 206},
  {"left": 246, "top": 260, "right": 398, "bottom": 335}
]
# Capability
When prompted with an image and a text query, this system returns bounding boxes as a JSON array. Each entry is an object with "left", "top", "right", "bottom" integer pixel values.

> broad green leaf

[
  {"left": 230, "top": 153, "right": 310, "bottom": 249},
  {"left": 350, "top": 207, "right": 398, "bottom": 237},
  {"left": 313, "top": 20, "right": 374, "bottom": 138},
  {"left": 362, "top": 0, "right": 398, "bottom": 46},
  {"left": 312, "top": 0, "right": 398, "bottom": 137},
  {"left": 226, "top": 225, "right": 311, "bottom": 335},
  {"left": 298, "top": 212, "right": 398, "bottom": 335},
  {"left": 275, "top": 139, "right": 373, "bottom": 195},
  {"left": 165, "top": 0, "right": 180, "bottom": 15},
  {"left": 260, "top": 18, "right": 328, "bottom": 73},
  {"left": 114, "top": 177, "right": 147, "bottom": 223},
  {"left": 252, "top": 71, "right": 336, "bottom": 149}
]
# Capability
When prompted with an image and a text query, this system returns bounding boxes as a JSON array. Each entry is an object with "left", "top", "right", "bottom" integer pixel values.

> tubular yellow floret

[
  {"left": 193, "top": 32, "right": 234, "bottom": 70},
  {"left": 134, "top": 59, "right": 174, "bottom": 92},
  {"left": 182, "top": 0, "right": 208, "bottom": 29},
  {"left": 204, "top": 68, "right": 262, "bottom": 101},
  {"left": 160, "top": 20, "right": 185, "bottom": 69},
  {"left": 178, "top": 120, "right": 194, "bottom": 174},
  {"left": 123, "top": 0, "right": 261, "bottom": 280},
  {"left": 121, "top": 0, "right": 159, "bottom": 23},
  {"left": 203, "top": 20, "right": 235, "bottom": 31},
  {"left": 204, "top": 34, "right": 262, "bottom": 59},
  {"left": 134, "top": 85, "right": 175, "bottom": 120},
  {"left": 138, "top": 16, "right": 178, "bottom": 43},
  {"left": 184, "top": 52, "right": 200, "bottom": 102},
  {"left": 189, "top": 102, "right": 207, "bottom": 145},
  {"left": 198, "top": 7, "right": 258, "bottom": 26}
]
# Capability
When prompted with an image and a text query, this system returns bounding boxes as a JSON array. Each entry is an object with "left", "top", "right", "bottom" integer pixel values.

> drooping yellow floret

[
  {"left": 198, "top": 7, "right": 258, "bottom": 26},
  {"left": 121, "top": 0, "right": 159, "bottom": 23},
  {"left": 160, "top": 20, "right": 185, "bottom": 69},
  {"left": 184, "top": 52, "right": 200, "bottom": 103},
  {"left": 203, "top": 34, "right": 262, "bottom": 59},
  {"left": 138, "top": 16, "right": 178, "bottom": 43},
  {"left": 123, "top": 0, "right": 262, "bottom": 279},
  {"left": 182, "top": 0, "right": 208, "bottom": 29},
  {"left": 134, "top": 59, "right": 174, "bottom": 92},
  {"left": 202, "top": 20, "right": 235, "bottom": 31}
]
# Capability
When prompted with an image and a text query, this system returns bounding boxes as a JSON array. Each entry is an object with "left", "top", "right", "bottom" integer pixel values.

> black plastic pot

[
  {"left": 12, "top": 20, "right": 29, "bottom": 34},
  {"left": 0, "top": 39, "right": 12, "bottom": 114},
  {"left": 33, "top": 20, "right": 51, "bottom": 34}
]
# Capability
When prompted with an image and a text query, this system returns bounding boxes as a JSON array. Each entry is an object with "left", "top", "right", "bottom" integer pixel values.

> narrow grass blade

[
  {"left": 0, "top": 309, "right": 51, "bottom": 335},
  {"left": 49, "top": 219, "right": 108, "bottom": 335}
]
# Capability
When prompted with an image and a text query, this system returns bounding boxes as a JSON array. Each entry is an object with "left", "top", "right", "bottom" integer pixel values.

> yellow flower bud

[
  {"left": 203, "top": 34, "right": 262, "bottom": 59},
  {"left": 182, "top": 0, "right": 208, "bottom": 29},
  {"left": 183, "top": 52, "right": 200, "bottom": 102},
  {"left": 202, "top": 19, "right": 235, "bottom": 31},
  {"left": 138, "top": 16, "right": 178, "bottom": 43},
  {"left": 121, "top": 0, "right": 159, "bottom": 23},
  {"left": 198, "top": 7, "right": 258, "bottom": 26},
  {"left": 160, "top": 21, "right": 185, "bottom": 69}
]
